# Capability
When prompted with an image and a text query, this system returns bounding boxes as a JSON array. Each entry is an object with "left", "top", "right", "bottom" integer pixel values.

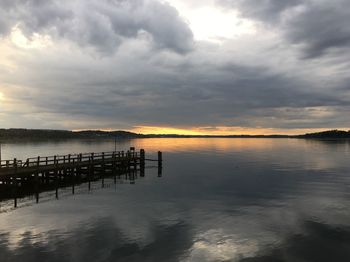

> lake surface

[{"left": 0, "top": 138, "right": 350, "bottom": 261}]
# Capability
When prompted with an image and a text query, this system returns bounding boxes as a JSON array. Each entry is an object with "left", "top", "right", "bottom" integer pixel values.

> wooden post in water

[
  {"left": 35, "top": 156, "right": 40, "bottom": 203},
  {"left": 158, "top": 151, "right": 162, "bottom": 167},
  {"left": 72, "top": 158, "right": 75, "bottom": 194},
  {"left": 140, "top": 149, "right": 145, "bottom": 177},
  {"left": 54, "top": 155, "right": 58, "bottom": 199},
  {"left": 158, "top": 151, "right": 163, "bottom": 177},
  {"left": 88, "top": 156, "right": 92, "bottom": 191},
  {"left": 13, "top": 158, "right": 18, "bottom": 208},
  {"left": 101, "top": 152, "right": 105, "bottom": 187}
]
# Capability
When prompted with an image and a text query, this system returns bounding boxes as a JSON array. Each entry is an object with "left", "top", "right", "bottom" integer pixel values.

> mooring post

[
  {"left": 158, "top": 151, "right": 163, "bottom": 177},
  {"left": 35, "top": 156, "right": 40, "bottom": 203},
  {"left": 54, "top": 155, "right": 58, "bottom": 199},
  {"left": 140, "top": 149, "right": 145, "bottom": 177},
  {"left": 158, "top": 151, "right": 162, "bottom": 167},
  {"left": 88, "top": 156, "right": 91, "bottom": 191},
  {"left": 158, "top": 166, "right": 163, "bottom": 177},
  {"left": 140, "top": 149, "right": 145, "bottom": 165},
  {"left": 91, "top": 152, "right": 95, "bottom": 181}
]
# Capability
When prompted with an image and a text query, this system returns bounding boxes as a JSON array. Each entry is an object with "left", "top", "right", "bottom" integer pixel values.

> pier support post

[
  {"left": 35, "top": 156, "right": 40, "bottom": 203},
  {"left": 158, "top": 151, "right": 162, "bottom": 167},
  {"left": 140, "top": 149, "right": 145, "bottom": 177},
  {"left": 54, "top": 156, "right": 58, "bottom": 199},
  {"left": 158, "top": 151, "right": 163, "bottom": 177}
]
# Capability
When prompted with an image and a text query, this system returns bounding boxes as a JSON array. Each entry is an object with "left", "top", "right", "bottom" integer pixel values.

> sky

[{"left": 0, "top": 0, "right": 350, "bottom": 135}]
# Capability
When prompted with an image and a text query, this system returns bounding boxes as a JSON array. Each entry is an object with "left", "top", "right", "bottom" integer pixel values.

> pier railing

[
  {"left": 0, "top": 150, "right": 140, "bottom": 170},
  {"left": 0, "top": 147, "right": 163, "bottom": 209}
]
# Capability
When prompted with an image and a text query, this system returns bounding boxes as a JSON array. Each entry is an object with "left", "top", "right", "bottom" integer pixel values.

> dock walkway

[
  {"left": 0, "top": 148, "right": 147, "bottom": 178},
  {"left": 0, "top": 148, "right": 162, "bottom": 207}
]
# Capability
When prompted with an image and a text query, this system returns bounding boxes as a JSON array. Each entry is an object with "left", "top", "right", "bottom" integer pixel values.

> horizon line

[{"left": 1, "top": 127, "right": 350, "bottom": 137}]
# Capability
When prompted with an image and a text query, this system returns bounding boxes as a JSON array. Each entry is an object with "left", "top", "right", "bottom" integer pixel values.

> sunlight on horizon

[{"left": 129, "top": 126, "right": 345, "bottom": 136}]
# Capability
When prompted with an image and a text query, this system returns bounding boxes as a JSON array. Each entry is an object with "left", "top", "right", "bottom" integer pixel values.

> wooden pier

[{"left": 0, "top": 148, "right": 163, "bottom": 208}]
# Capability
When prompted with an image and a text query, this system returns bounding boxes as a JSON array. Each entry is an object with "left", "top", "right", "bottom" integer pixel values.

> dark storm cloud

[
  {"left": 12, "top": 54, "right": 349, "bottom": 129},
  {"left": 0, "top": 0, "right": 73, "bottom": 34},
  {"left": 285, "top": 2, "right": 350, "bottom": 58},
  {"left": 0, "top": 0, "right": 194, "bottom": 54},
  {"left": 219, "top": 0, "right": 303, "bottom": 23},
  {"left": 219, "top": 0, "right": 350, "bottom": 59}
]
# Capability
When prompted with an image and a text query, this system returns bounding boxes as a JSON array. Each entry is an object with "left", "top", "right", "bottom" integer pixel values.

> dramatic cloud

[
  {"left": 219, "top": 0, "right": 303, "bottom": 23},
  {"left": 0, "top": 0, "right": 194, "bottom": 54},
  {"left": 0, "top": 0, "right": 350, "bottom": 133},
  {"left": 285, "top": 1, "right": 350, "bottom": 58},
  {"left": 220, "top": 0, "right": 350, "bottom": 59}
]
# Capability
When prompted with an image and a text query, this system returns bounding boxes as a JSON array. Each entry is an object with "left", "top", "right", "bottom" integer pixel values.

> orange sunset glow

[{"left": 129, "top": 126, "right": 350, "bottom": 136}]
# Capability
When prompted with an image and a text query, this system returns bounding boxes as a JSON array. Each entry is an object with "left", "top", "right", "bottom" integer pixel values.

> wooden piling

[
  {"left": 140, "top": 149, "right": 145, "bottom": 177},
  {"left": 54, "top": 155, "right": 58, "bottom": 199},
  {"left": 158, "top": 151, "right": 162, "bottom": 167},
  {"left": 35, "top": 156, "right": 40, "bottom": 203}
]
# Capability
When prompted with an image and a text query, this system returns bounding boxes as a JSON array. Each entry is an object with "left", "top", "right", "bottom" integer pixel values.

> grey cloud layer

[
  {"left": 0, "top": 0, "right": 194, "bottom": 54},
  {"left": 4, "top": 44, "right": 349, "bottom": 129},
  {"left": 219, "top": 0, "right": 303, "bottom": 23},
  {"left": 286, "top": 2, "right": 350, "bottom": 58},
  {"left": 220, "top": 0, "right": 350, "bottom": 59}
]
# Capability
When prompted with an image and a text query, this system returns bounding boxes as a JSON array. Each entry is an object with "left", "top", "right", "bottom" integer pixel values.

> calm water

[{"left": 1, "top": 138, "right": 350, "bottom": 261}]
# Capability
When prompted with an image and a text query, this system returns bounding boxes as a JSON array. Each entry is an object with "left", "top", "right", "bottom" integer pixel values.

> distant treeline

[
  {"left": 0, "top": 129, "right": 142, "bottom": 140},
  {"left": 0, "top": 129, "right": 291, "bottom": 140},
  {"left": 297, "top": 130, "right": 350, "bottom": 138},
  {"left": 0, "top": 128, "right": 349, "bottom": 140}
]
